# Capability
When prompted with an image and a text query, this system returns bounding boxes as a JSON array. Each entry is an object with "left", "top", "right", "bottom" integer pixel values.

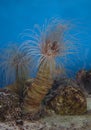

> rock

[
  {"left": 76, "top": 69, "right": 91, "bottom": 94},
  {"left": 0, "top": 88, "right": 21, "bottom": 121},
  {"left": 46, "top": 79, "right": 87, "bottom": 115},
  {"left": 16, "top": 120, "right": 23, "bottom": 125},
  {"left": 44, "top": 78, "right": 77, "bottom": 105}
]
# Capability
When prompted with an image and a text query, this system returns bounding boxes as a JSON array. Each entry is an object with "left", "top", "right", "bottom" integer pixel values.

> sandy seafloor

[{"left": 0, "top": 98, "right": 91, "bottom": 130}]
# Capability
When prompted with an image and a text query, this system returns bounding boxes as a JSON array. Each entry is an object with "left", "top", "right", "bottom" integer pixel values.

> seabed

[{"left": 0, "top": 97, "right": 91, "bottom": 130}]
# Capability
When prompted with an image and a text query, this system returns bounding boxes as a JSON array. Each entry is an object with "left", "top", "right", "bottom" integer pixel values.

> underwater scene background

[{"left": 0, "top": 0, "right": 91, "bottom": 87}]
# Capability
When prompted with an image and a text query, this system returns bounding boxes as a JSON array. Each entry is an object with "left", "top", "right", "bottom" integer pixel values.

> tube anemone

[
  {"left": 22, "top": 18, "right": 77, "bottom": 115},
  {"left": 0, "top": 44, "right": 31, "bottom": 98}
]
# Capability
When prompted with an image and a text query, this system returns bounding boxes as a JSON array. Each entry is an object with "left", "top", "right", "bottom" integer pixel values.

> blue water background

[{"left": 0, "top": 0, "right": 91, "bottom": 87}]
